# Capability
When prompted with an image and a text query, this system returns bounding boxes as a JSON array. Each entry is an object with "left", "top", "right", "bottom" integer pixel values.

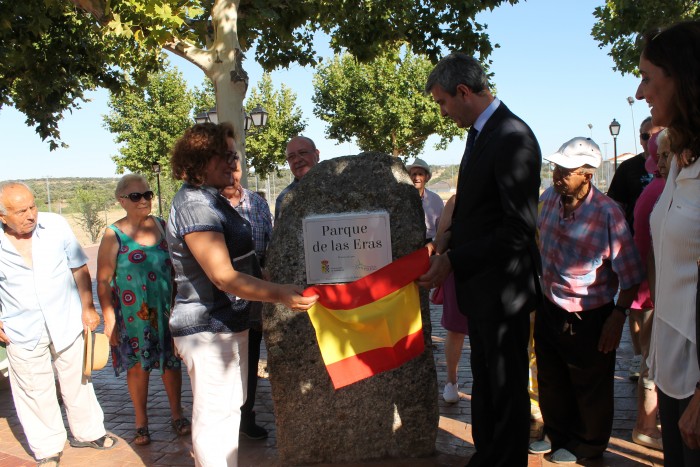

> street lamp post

[
  {"left": 245, "top": 105, "right": 269, "bottom": 132},
  {"left": 609, "top": 118, "right": 621, "bottom": 171},
  {"left": 627, "top": 96, "right": 638, "bottom": 153},
  {"left": 193, "top": 105, "right": 269, "bottom": 188},
  {"left": 152, "top": 161, "right": 163, "bottom": 217},
  {"left": 45, "top": 176, "right": 51, "bottom": 212},
  {"left": 587, "top": 123, "right": 593, "bottom": 138},
  {"left": 194, "top": 108, "right": 219, "bottom": 124},
  {"left": 194, "top": 106, "right": 268, "bottom": 131}
]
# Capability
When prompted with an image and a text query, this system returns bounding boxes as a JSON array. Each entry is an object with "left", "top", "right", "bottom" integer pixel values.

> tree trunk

[{"left": 69, "top": 0, "right": 253, "bottom": 186}]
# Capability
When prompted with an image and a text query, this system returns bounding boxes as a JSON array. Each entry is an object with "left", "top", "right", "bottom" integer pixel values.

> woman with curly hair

[{"left": 166, "top": 122, "right": 317, "bottom": 466}]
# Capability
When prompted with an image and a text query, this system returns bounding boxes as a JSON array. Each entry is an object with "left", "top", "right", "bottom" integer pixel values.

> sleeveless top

[{"left": 109, "top": 216, "right": 180, "bottom": 375}]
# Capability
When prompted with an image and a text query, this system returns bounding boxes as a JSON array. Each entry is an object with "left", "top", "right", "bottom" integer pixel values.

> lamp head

[{"left": 609, "top": 118, "right": 621, "bottom": 137}]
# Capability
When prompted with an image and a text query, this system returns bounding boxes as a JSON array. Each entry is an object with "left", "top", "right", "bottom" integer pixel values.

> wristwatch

[{"left": 613, "top": 305, "right": 630, "bottom": 316}]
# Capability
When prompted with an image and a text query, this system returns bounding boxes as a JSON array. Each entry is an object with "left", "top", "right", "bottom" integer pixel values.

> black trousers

[
  {"left": 467, "top": 311, "right": 530, "bottom": 467},
  {"left": 658, "top": 388, "right": 700, "bottom": 467},
  {"left": 241, "top": 327, "right": 262, "bottom": 418},
  {"left": 534, "top": 298, "right": 615, "bottom": 458}
]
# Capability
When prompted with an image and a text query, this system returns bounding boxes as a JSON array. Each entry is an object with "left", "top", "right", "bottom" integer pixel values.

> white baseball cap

[{"left": 546, "top": 137, "right": 602, "bottom": 169}]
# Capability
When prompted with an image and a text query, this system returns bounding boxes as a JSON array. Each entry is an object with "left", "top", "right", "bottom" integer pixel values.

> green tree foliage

[
  {"left": 103, "top": 65, "right": 193, "bottom": 215},
  {"left": 193, "top": 79, "right": 216, "bottom": 119},
  {"left": 192, "top": 74, "right": 306, "bottom": 178},
  {"left": 245, "top": 73, "right": 306, "bottom": 177},
  {"left": 0, "top": 0, "right": 162, "bottom": 149},
  {"left": 313, "top": 48, "right": 464, "bottom": 158},
  {"left": 3, "top": 0, "right": 516, "bottom": 151},
  {"left": 592, "top": 0, "right": 700, "bottom": 74},
  {"left": 74, "top": 186, "right": 108, "bottom": 243}
]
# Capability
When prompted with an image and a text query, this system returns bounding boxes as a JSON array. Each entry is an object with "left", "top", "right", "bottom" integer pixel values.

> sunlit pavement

[{"left": 0, "top": 246, "right": 662, "bottom": 466}]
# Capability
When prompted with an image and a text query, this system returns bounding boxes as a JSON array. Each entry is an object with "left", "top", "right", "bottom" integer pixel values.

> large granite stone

[{"left": 264, "top": 152, "right": 439, "bottom": 465}]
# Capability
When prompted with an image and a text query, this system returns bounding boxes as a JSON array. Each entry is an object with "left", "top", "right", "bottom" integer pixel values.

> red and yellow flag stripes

[{"left": 303, "top": 247, "right": 430, "bottom": 389}]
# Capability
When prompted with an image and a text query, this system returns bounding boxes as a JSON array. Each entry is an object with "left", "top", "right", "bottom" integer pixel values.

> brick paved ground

[{"left": 0, "top": 246, "right": 664, "bottom": 466}]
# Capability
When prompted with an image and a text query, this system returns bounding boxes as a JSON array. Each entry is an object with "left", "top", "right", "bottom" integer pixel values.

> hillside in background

[
  {"left": 18, "top": 163, "right": 546, "bottom": 246},
  {"left": 22, "top": 177, "right": 120, "bottom": 214}
]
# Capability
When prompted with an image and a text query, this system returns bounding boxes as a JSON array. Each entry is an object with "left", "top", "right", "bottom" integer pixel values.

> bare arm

[
  {"left": 418, "top": 196, "right": 456, "bottom": 288},
  {"left": 647, "top": 247, "right": 656, "bottom": 303},
  {"left": 598, "top": 285, "right": 639, "bottom": 353},
  {"left": 433, "top": 195, "right": 456, "bottom": 255},
  {"left": 72, "top": 263, "right": 100, "bottom": 332},
  {"left": 96, "top": 228, "right": 119, "bottom": 344},
  {"left": 0, "top": 321, "right": 9, "bottom": 344},
  {"left": 185, "top": 231, "right": 317, "bottom": 310}
]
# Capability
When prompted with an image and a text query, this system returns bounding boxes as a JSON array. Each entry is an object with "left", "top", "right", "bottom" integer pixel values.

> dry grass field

[{"left": 62, "top": 208, "right": 132, "bottom": 247}]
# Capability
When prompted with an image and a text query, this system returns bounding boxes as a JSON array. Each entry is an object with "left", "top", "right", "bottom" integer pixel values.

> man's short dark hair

[{"left": 425, "top": 53, "right": 490, "bottom": 96}]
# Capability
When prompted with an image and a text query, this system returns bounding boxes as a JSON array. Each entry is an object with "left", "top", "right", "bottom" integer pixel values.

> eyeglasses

[
  {"left": 120, "top": 191, "right": 155, "bottom": 202},
  {"left": 223, "top": 151, "right": 239, "bottom": 165},
  {"left": 286, "top": 149, "right": 314, "bottom": 162},
  {"left": 551, "top": 164, "right": 585, "bottom": 178},
  {"left": 640, "top": 132, "right": 651, "bottom": 141}
]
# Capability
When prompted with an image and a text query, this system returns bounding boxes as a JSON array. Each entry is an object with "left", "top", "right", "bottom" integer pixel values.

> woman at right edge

[
  {"left": 166, "top": 122, "right": 318, "bottom": 467},
  {"left": 636, "top": 21, "right": 700, "bottom": 466}
]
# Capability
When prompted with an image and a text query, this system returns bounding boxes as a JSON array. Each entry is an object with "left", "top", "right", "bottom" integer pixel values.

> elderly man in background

[
  {"left": 531, "top": 138, "right": 643, "bottom": 463},
  {"left": 275, "top": 136, "right": 320, "bottom": 220},
  {"left": 0, "top": 181, "right": 116, "bottom": 467},
  {"left": 222, "top": 163, "right": 273, "bottom": 440},
  {"left": 407, "top": 158, "right": 444, "bottom": 244}
]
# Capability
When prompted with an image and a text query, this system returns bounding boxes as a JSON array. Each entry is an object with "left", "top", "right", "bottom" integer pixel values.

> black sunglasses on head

[
  {"left": 120, "top": 191, "right": 155, "bottom": 202},
  {"left": 640, "top": 132, "right": 651, "bottom": 141}
]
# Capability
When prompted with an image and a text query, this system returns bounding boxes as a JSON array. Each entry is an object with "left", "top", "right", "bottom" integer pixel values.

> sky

[{"left": 0, "top": 0, "right": 646, "bottom": 180}]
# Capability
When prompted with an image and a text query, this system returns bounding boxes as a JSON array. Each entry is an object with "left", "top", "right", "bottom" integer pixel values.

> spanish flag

[{"left": 303, "top": 247, "right": 430, "bottom": 389}]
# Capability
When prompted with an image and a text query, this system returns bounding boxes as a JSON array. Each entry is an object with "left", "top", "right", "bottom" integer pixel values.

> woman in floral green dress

[{"left": 97, "top": 174, "right": 190, "bottom": 445}]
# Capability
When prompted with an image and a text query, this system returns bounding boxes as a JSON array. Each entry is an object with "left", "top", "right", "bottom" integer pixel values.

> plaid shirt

[
  {"left": 233, "top": 188, "right": 273, "bottom": 261},
  {"left": 538, "top": 185, "right": 643, "bottom": 312}
]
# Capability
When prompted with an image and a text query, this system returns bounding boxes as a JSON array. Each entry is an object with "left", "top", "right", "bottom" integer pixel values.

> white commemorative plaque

[{"left": 303, "top": 211, "right": 392, "bottom": 284}]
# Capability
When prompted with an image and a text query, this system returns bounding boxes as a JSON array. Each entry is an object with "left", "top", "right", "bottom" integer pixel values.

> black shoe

[{"left": 240, "top": 412, "right": 268, "bottom": 440}]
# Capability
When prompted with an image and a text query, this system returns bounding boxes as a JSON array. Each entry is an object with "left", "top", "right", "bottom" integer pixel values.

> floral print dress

[{"left": 109, "top": 217, "right": 180, "bottom": 375}]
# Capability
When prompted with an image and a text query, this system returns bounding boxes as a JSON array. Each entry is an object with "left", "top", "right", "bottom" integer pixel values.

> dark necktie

[{"left": 459, "top": 126, "right": 479, "bottom": 174}]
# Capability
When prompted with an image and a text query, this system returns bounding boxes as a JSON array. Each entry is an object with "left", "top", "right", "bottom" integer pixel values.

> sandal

[
  {"left": 69, "top": 434, "right": 118, "bottom": 450},
  {"left": 37, "top": 452, "right": 61, "bottom": 466},
  {"left": 134, "top": 427, "right": 151, "bottom": 446},
  {"left": 171, "top": 417, "right": 191, "bottom": 436}
]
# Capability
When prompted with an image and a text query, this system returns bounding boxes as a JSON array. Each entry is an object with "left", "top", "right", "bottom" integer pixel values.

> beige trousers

[
  {"left": 7, "top": 326, "right": 106, "bottom": 459},
  {"left": 175, "top": 330, "right": 249, "bottom": 467}
]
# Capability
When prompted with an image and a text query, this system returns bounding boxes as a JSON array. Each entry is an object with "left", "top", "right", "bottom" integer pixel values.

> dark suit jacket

[{"left": 447, "top": 102, "right": 542, "bottom": 321}]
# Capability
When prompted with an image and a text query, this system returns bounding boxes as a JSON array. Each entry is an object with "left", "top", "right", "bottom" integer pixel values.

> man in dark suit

[{"left": 419, "top": 53, "right": 542, "bottom": 467}]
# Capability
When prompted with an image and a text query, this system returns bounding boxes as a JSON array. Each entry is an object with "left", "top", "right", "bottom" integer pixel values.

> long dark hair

[{"left": 642, "top": 21, "right": 700, "bottom": 165}]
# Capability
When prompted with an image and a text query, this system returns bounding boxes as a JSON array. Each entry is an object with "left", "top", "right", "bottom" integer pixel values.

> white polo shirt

[{"left": 0, "top": 212, "right": 87, "bottom": 352}]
